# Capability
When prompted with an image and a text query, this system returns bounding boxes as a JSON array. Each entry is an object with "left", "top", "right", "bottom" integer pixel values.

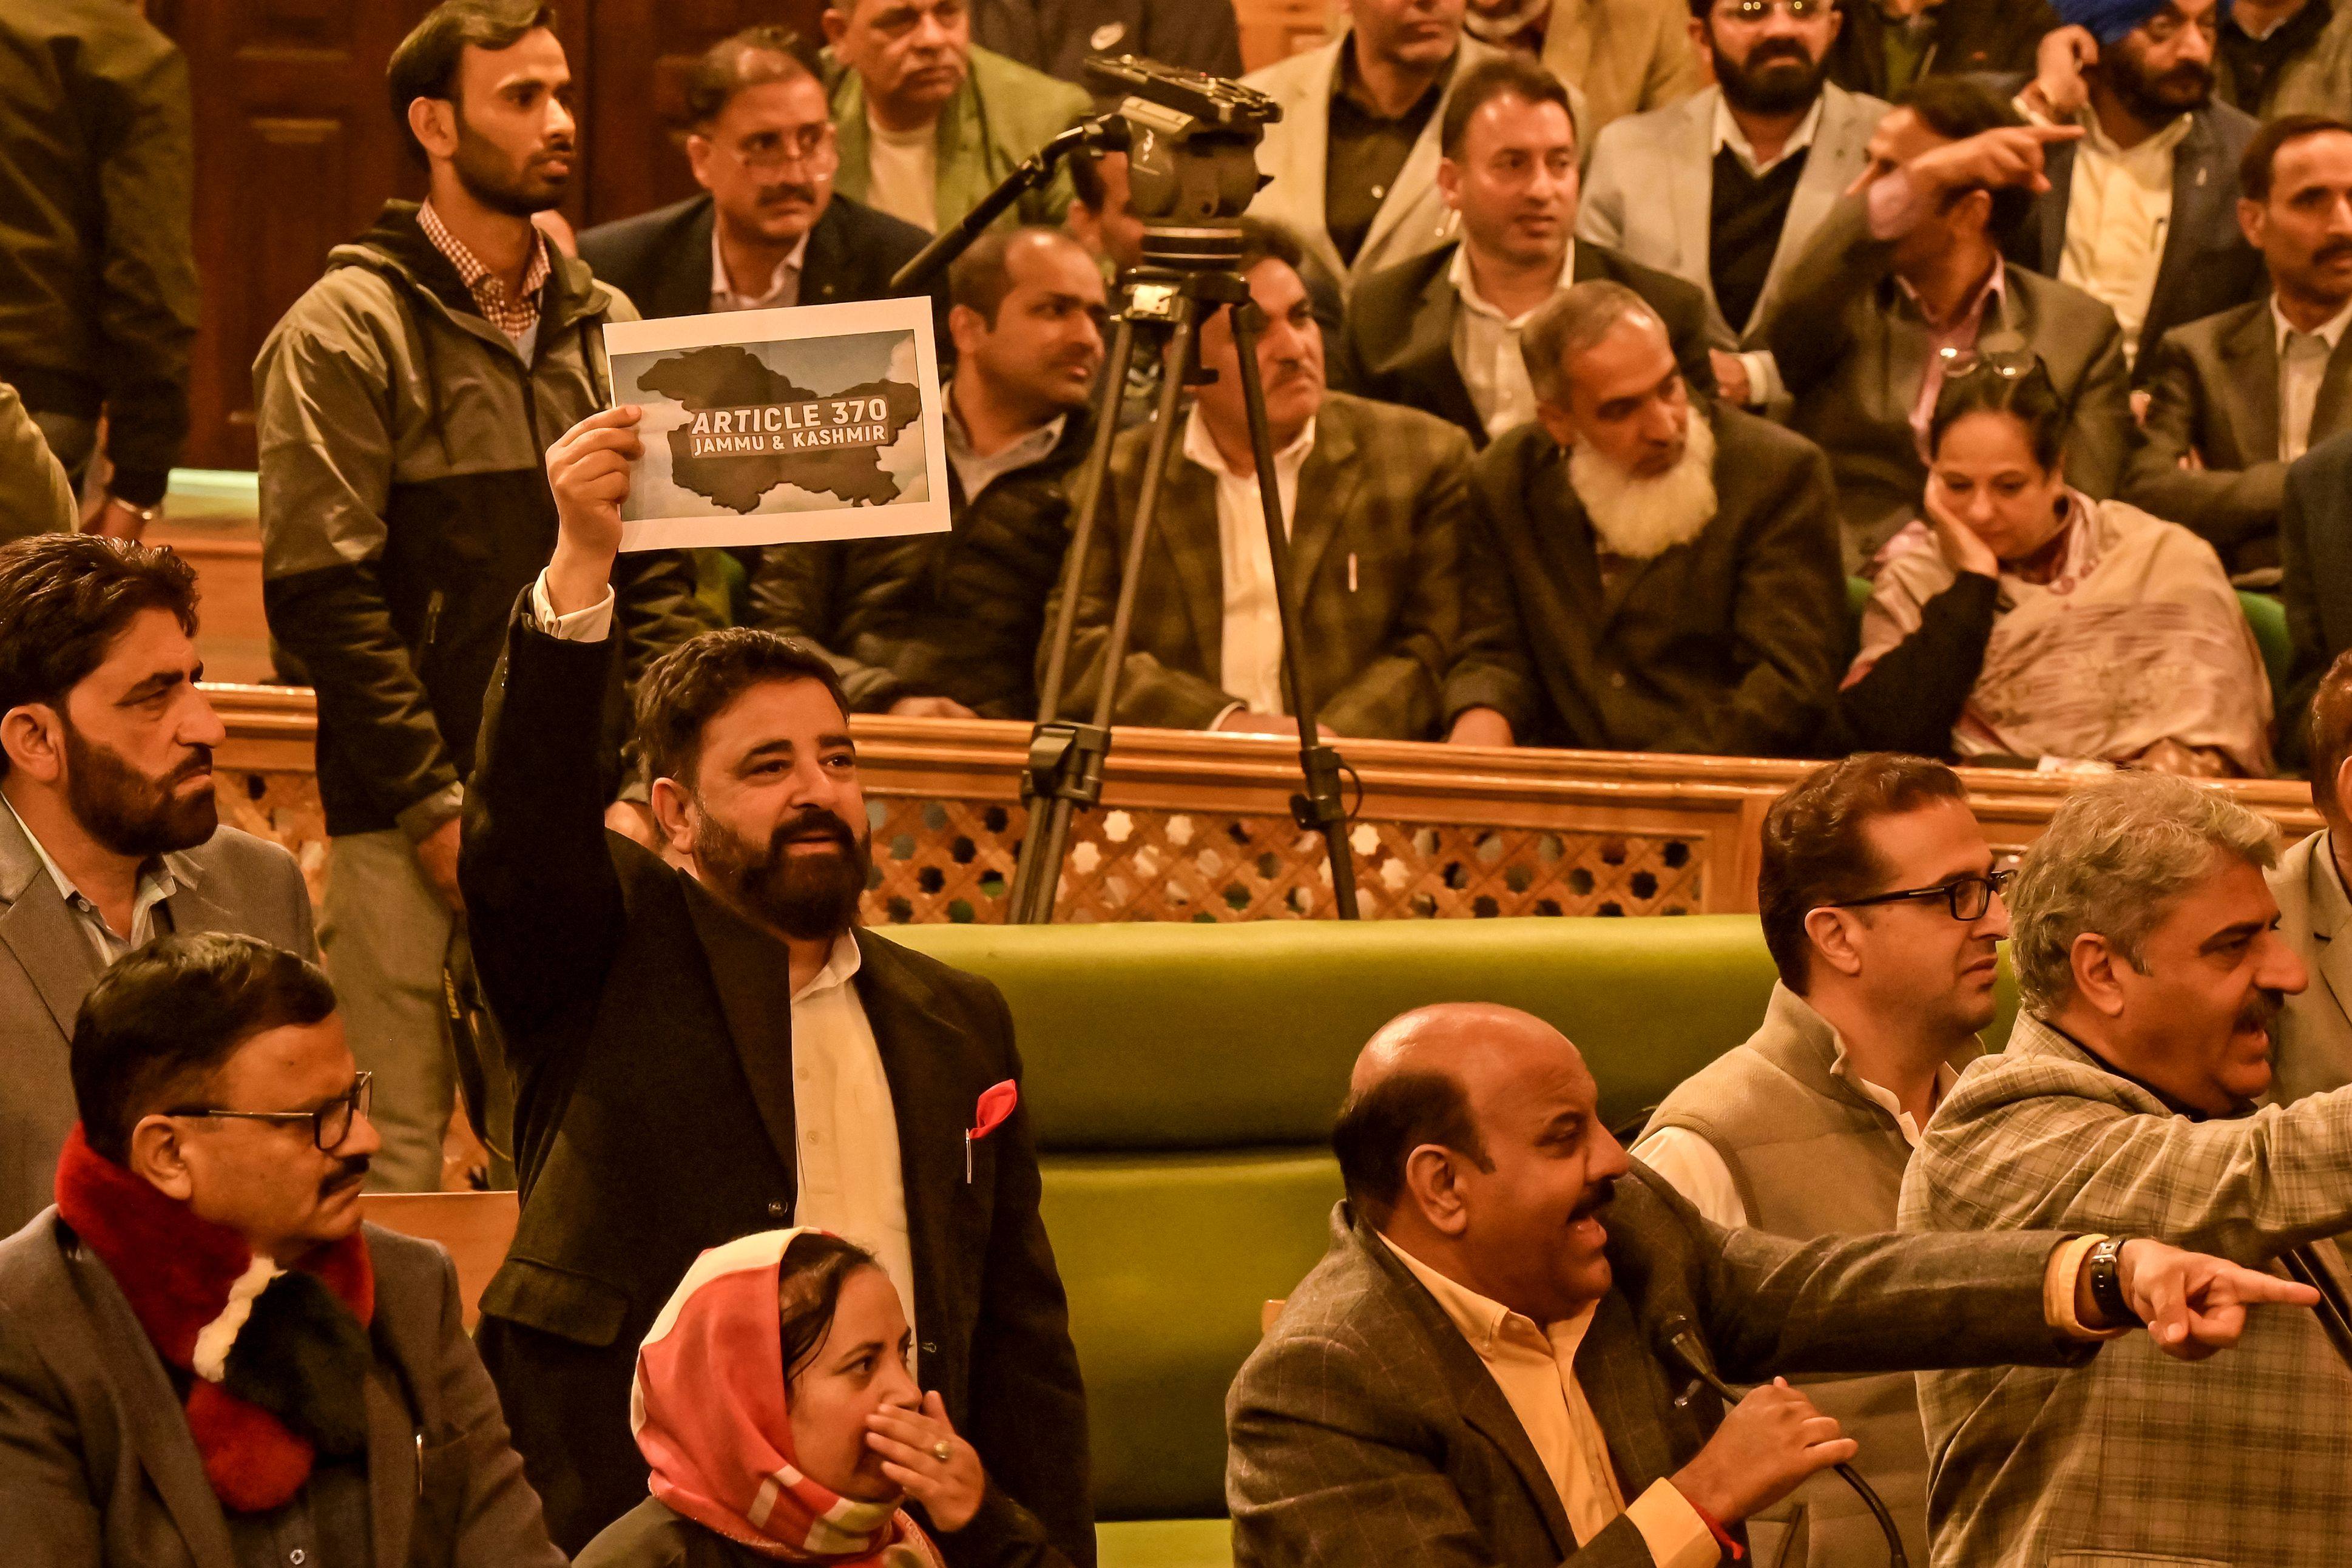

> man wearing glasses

[
  {"left": 580, "top": 28, "right": 944, "bottom": 340},
  {"left": 1636, "top": 754, "right": 2012, "bottom": 1568},
  {"left": 0, "top": 933, "right": 565, "bottom": 1564}
]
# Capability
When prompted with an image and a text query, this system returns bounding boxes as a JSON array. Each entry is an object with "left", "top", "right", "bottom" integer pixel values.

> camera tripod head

[{"left": 1085, "top": 55, "right": 1281, "bottom": 271}]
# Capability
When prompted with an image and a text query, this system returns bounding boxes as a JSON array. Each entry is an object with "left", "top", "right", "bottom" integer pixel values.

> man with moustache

[
  {"left": 0, "top": 934, "right": 567, "bottom": 1567},
  {"left": 1048, "top": 220, "right": 1516, "bottom": 745},
  {"left": 1335, "top": 55, "right": 1716, "bottom": 449},
  {"left": 1229, "top": 999, "right": 2319, "bottom": 1567},
  {"left": 1580, "top": 0, "right": 1888, "bottom": 414},
  {"left": 0, "top": 535, "right": 313, "bottom": 1234},
  {"left": 1466, "top": 280, "right": 1847, "bottom": 755},
  {"left": 2010, "top": 0, "right": 2264, "bottom": 378},
  {"left": 1904, "top": 769, "right": 2352, "bottom": 1565},
  {"left": 254, "top": 0, "right": 702, "bottom": 1192},
  {"left": 1635, "top": 755, "right": 2010, "bottom": 1567},
  {"left": 750, "top": 227, "right": 1104, "bottom": 721},
  {"left": 455, "top": 405, "right": 1089, "bottom": 1560},
  {"left": 578, "top": 29, "right": 939, "bottom": 331},
  {"left": 2127, "top": 115, "right": 2352, "bottom": 587}
]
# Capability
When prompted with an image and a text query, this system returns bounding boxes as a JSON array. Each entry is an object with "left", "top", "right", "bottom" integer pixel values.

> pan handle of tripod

[{"left": 891, "top": 113, "right": 1133, "bottom": 294}]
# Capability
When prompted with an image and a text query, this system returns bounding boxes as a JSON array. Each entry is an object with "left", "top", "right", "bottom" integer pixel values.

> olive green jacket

[{"left": 828, "top": 46, "right": 1092, "bottom": 235}]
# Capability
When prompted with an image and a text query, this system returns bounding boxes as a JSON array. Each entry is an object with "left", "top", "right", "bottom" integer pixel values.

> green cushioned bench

[{"left": 889, "top": 918, "right": 2017, "bottom": 1566}]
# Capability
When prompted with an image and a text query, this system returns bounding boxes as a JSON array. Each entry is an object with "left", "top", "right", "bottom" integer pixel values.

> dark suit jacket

[
  {"left": 2124, "top": 297, "right": 2352, "bottom": 580},
  {"left": 458, "top": 606, "right": 1091, "bottom": 1563},
  {"left": 1331, "top": 240, "right": 1718, "bottom": 448},
  {"left": 746, "top": 413, "right": 1092, "bottom": 719},
  {"left": 1228, "top": 1178, "right": 2092, "bottom": 1568},
  {"left": 1466, "top": 407, "right": 1850, "bottom": 755},
  {"left": 0, "top": 809, "right": 315, "bottom": 1235},
  {"left": 0, "top": 1213, "right": 564, "bottom": 1568},
  {"left": 1825, "top": 0, "right": 2056, "bottom": 96},
  {"left": 576, "top": 192, "right": 944, "bottom": 338},
  {"left": 1045, "top": 390, "right": 1515, "bottom": 738},
  {"left": 1771, "top": 192, "right": 2133, "bottom": 567},
  {"left": 2280, "top": 430, "right": 2352, "bottom": 761},
  {"left": 2006, "top": 96, "right": 2267, "bottom": 382}
]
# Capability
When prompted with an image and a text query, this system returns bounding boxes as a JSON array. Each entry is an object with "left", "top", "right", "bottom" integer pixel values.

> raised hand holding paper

[{"left": 600, "top": 294, "right": 951, "bottom": 551}]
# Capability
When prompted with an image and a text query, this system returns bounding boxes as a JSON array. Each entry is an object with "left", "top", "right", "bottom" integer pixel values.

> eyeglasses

[
  {"left": 1936, "top": 345, "right": 2039, "bottom": 382},
  {"left": 169, "top": 1072, "right": 374, "bottom": 1152},
  {"left": 1717, "top": 0, "right": 1833, "bottom": 22},
  {"left": 726, "top": 123, "right": 838, "bottom": 175},
  {"left": 1828, "top": 869, "right": 2016, "bottom": 922}
]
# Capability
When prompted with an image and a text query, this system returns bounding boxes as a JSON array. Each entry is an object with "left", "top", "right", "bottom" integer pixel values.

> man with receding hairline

[{"left": 1229, "top": 1000, "right": 2313, "bottom": 1568}]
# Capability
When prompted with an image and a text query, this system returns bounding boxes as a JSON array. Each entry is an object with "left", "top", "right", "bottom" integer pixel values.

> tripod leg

[
  {"left": 1225, "top": 302, "right": 1361, "bottom": 917},
  {"left": 1034, "top": 314, "right": 1141, "bottom": 723}
]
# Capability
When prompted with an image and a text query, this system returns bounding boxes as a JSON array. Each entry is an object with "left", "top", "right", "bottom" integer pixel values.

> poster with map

[{"left": 602, "top": 296, "right": 949, "bottom": 551}]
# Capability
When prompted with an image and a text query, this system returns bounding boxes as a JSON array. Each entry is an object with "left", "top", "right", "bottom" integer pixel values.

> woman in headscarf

[
  {"left": 1840, "top": 352, "right": 2271, "bottom": 775},
  {"left": 577, "top": 1229, "right": 1072, "bottom": 1568}
]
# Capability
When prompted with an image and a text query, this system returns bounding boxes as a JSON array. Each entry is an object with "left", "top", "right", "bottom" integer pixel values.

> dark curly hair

[
  {"left": 0, "top": 533, "right": 200, "bottom": 779},
  {"left": 632, "top": 627, "right": 851, "bottom": 791}
]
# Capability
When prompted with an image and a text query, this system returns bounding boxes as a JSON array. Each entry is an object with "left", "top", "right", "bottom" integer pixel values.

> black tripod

[{"left": 1005, "top": 226, "right": 1359, "bottom": 924}]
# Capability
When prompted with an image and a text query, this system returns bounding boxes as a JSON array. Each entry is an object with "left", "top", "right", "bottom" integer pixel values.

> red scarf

[{"left": 53, "top": 1124, "right": 376, "bottom": 1512}]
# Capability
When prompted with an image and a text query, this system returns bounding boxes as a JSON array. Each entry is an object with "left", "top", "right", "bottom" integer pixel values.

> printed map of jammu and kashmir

[{"left": 635, "top": 343, "right": 923, "bottom": 512}]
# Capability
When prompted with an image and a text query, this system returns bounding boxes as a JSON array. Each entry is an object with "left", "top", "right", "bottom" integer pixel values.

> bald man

[{"left": 1226, "top": 1003, "right": 2317, "bottom": 1568}]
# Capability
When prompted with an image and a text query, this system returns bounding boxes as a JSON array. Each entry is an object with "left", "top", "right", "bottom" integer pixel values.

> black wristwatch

[{"left": 2086, "top": 1235, "right": 2143, "bottom": 1328}]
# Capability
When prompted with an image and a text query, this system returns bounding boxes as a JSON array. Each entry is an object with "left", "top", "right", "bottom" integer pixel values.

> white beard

[{"left": 1567, "top": 413, "right": 1719, "bottom": 560}]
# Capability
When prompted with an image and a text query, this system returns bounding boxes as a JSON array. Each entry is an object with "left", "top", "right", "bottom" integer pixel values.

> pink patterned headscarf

[{"left": 630, "top": 1229, "right": 945, "bottom": 1566}]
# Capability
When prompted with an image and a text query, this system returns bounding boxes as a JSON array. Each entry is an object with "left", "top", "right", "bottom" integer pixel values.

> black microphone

[{"left": 1654, "top": 1313, "right": 1910, "bottom": 1568}]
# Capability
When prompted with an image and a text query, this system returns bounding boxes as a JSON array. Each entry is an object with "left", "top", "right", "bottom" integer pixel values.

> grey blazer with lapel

[
  {"left": 1577, "top": 83, "right": 1890, "bottom": 355},
  {"left": 2269, "top": 828, "right": 2352, "bottom": 1107},
  {"left": 0, "top": 1212, "right": 564, "bottom": 1568},
  {"left": 0, "top": 809, "right": 314, "bottom": 1234},
  {"left": 2123, "top": 296, "right": 2352, "bottom": 580},
  {"left": 1228, "top": 1176, "right": 2092, "bottom": 1568}
]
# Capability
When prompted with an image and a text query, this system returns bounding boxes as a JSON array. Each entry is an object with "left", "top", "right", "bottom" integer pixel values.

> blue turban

[{"left": 2052, "top": 0, "right": 2228, "bottom": 44}]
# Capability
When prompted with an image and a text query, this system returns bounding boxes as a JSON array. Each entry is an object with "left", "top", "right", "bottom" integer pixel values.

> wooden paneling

[{"left": 1235, "top": 0, "right": 1334, "bottom": 72}]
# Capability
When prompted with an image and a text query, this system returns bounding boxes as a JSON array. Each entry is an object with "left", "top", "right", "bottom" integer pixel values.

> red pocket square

[{"left": 970, "top": 1080, "right": 1018, "bottom": 1141}]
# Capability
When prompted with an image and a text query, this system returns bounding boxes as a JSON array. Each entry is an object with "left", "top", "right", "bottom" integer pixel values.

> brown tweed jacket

[
  {"left": 1042, "top": 389, "right": 1515, "bottom": 739},
  {"left": 1229, "top": 1174, "right": 2094, "bottom": 1568},
  {"left": 1902, "top": 1012, "right": 2352, "bottom": 1567}
]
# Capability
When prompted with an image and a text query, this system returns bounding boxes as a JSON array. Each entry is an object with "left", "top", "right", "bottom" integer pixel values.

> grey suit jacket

[
  {"left": 1228, "top": 1179, "right": 2092, "bottom": 1568},
  {"left": 2123, "top": 297, "right": 2352, "bottom": 581},
  {"left": 0, "top": 808, "right": 313, "bottom": 1234},
  {"left": 1769, "top": 192, "right": 2133, "bottom": 567},
  {"left": 2271, "top": 829, "right": 2352, "bottom": 1107},
  {"left": 0, "top": 1212, "right": 564, "bottom": 1568},
  {"left": 1577, "top": 84, "right": 1890, "bottom": 361}
]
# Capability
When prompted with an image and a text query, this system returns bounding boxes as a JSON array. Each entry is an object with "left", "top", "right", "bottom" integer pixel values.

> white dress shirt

[
  {"left": 710, "top": 223, "right": 808, "bottom": 313},
  {"left": 1708, "top": 93, "right": 1823, "bottom": 407},
  {"left": 1, "top": 795, "right": 175, "bottom": 964},
  {"left": 865, "top": 112, "right": 940, "bottom": 234},
  {"left": 1632, "top": 1036, "right": 1959, "bottom": 1229},
  {"left": 1180, "top": 407, "right": 1316, "bottom": 719},
  {"left": 524, "top": 572, "right": 917, "bottom": 1352},
  {"left": 2053, "top": 109, "right": 2191, "bottom": 364},
  {"left": 1450, "top": 242, "right": 1576, "bottom": 439},
  {"left": 2276, "top": 291, "right": 2352, "bottom": 462},
  {"left": 1377, "top": 1235, "right": 1720, "bottom": 1568}
]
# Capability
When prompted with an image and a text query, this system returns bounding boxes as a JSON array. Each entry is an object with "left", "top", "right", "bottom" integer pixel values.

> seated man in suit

[
  {"left": 1334, "top": 54, "right": 1714, "bottom": 448},
  {"left": 748, "top": 226, "right": 1103, "bottom": 720},
  {"left": 1637, "top": 755, "right": 2010, "bottom": 1568},
  {"left": 2284, "top": 430, "right": 2352, "bottom": 749},
  {"left": 1905, "top": 769, "right": 2352, "bottom": 1564},
  {"left": 1049, "top": 220, "right": 1516, "bottom": 745},
  {"left": 462, "top": 408, "right": 1090, "bottom": 1558},
  {"left": 1468, "top": 280, "right": 1847, "bottom": 755},
  {"left": 822, "top": 0, "right": 1090, "bottom": 237},
  {"left": 2124, "top": 113, "right": 2352, "bottom": 584},
  {"left": 0, "top": 933, "right": 564, "bottom": 1566},
  {"left": 1771, "top": 81, "right": 2131, "bottom": 567},
  {"left": 0, "top": 534, "right": 313, "bottom": 1234},
  {"left": 2270, "top": 651, "right": 2352, "bottom": 1104},
  {"left": 1580, "top": 0, "right": 1889, "bottom": 414},
  {"left": 1229, "top": 998, "right": 2314, "bottom": 1568},
  {"left": 2010, "top": 0, "right": 2263, "bottom": 376},
  {"left": 578, "top": 27, "right": 934, "bottom": 326}
]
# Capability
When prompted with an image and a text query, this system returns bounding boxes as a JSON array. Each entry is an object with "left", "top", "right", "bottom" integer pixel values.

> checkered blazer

[
  {"left": 1901, "top": 1012, "right": 2352, "bottom": 1567},
  {"left": 1041, "top": 390, "right": 1516, "bottom": 738}
]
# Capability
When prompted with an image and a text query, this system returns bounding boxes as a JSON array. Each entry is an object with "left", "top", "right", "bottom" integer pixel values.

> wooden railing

[{"left": 211, "top": 683, "right": 2322, "bottom": 923}]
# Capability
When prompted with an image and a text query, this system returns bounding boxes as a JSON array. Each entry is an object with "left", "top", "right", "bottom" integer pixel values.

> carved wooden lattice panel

[
  {"left": 859, "top": 798, "right": 1706, "bottom": 924},
  {"left": 220, "top": 769, "right": 330, "bottom": 909}
]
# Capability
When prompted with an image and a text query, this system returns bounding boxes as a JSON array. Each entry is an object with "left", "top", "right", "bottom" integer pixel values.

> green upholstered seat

[
  {"left": 2240, "top": 589, "right": 2291, "bottom": 706},
  {"left": 1097, "top": 1519, "right": 1235, "bottom": 1568}
]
